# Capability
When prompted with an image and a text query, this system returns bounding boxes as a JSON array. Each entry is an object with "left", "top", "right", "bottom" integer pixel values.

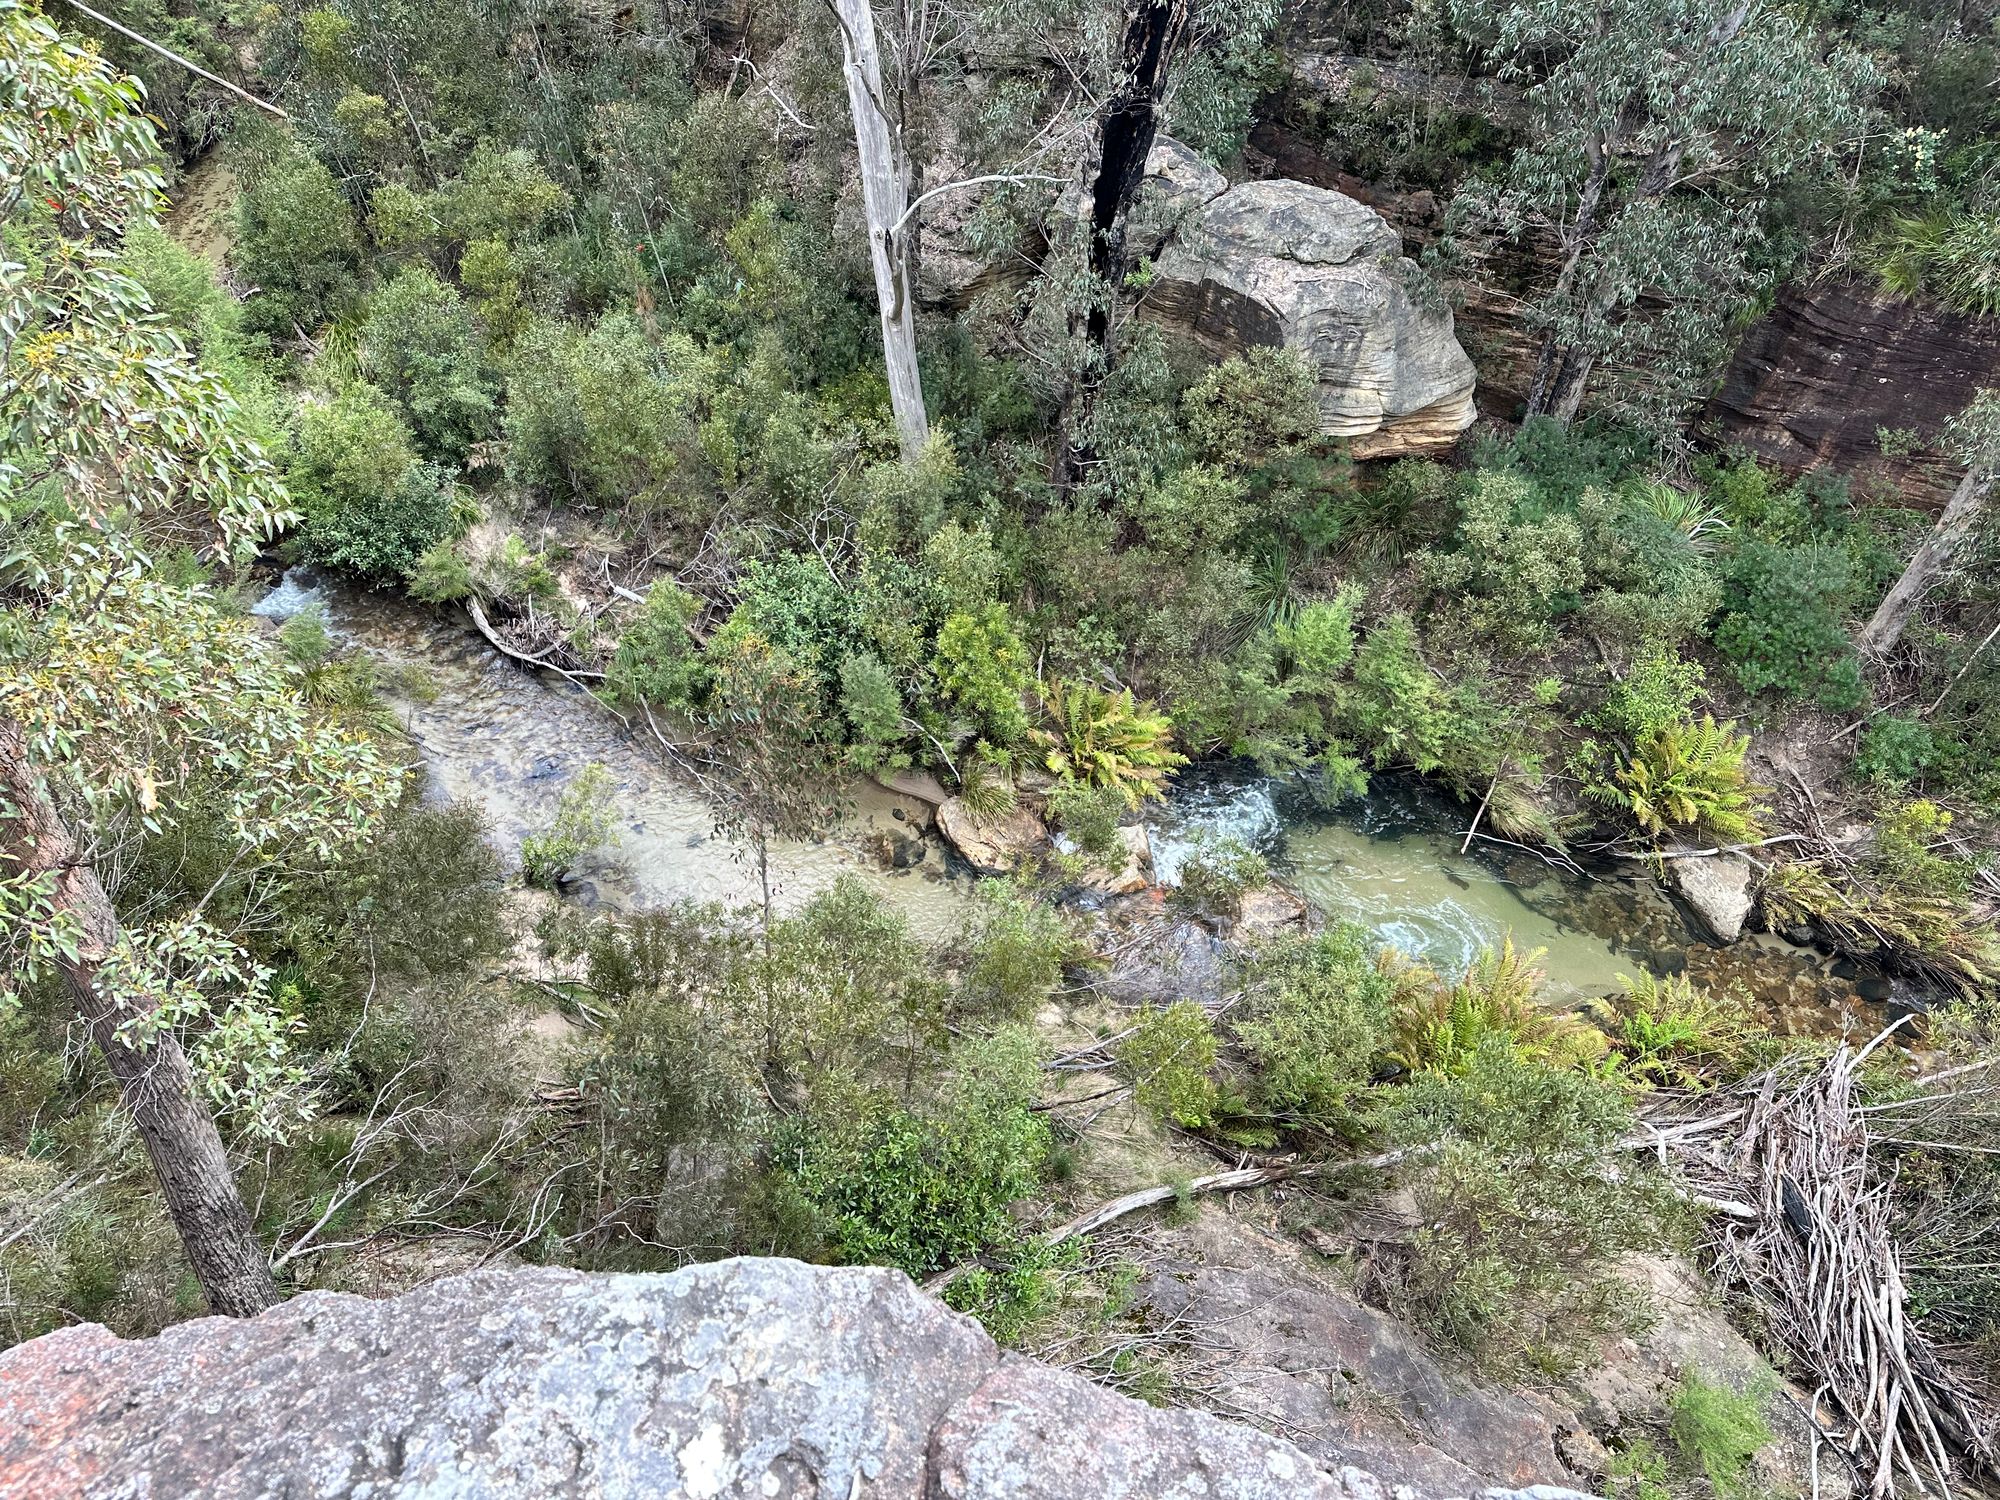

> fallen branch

[
  {"left": 53, "top": 0, "right": 289, "bottom": 118},
  {"left": 1607, "top": 833, "right": 1812, "bottom": 861},
  {"left": 466, "top": 596, "right": 606, "bottom": 684},
  {"left": 1654, "top": 1026, "right": 1996, "bottom": 1496},
  {"left": 923, "top": 1146, "right": 1430, "bottom": 1294}
]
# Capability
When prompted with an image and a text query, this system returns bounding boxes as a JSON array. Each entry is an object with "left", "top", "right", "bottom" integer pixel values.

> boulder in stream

[
  {"left": 937, "top": 797, "right": 1047, "bottom": 875},
  {"left": 1667, "top": 851, "right": 1758, "bottom": 945},
  {"left": 1235, "top": 883, "right": 1311, "bottom": 939}
]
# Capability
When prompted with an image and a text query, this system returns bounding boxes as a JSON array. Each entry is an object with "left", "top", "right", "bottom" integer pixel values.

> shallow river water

[{"left": 261, "top": 572, "right": 1885, "bottom": 1026}]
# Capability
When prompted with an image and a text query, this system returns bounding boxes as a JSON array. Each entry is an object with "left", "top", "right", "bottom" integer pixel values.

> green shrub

[
  {"left": 1233, "top": 925, "right": 1391, "bottom": 1129},
  {"left": 1668, "top": 1374, "right": 1773, "bottom": 1500},
  {"left": 1129, "top": 464, "right": 1251, "bottom": 556},
  {"left": 1468, "top": 414, "right": 1654, "bottom": 508},
  {"left": 1386, "top": 1044, "right": 1676, "bottom": 1376},
  {"left": 231, "top": 136, "right": 362, "bottom": 336},
  {"left": 1335, "top": 615, "right": 1508, "bottom": 790},
  {"left": 1181, "top": 348, "right": 1321, "bottom": 472},
  {"left": 1590, "top": 652, "right": 1706, "bottom": 742},
  {"left": 505, "top": 313, "right": 710, "bottom": 510},
  {"left": 936, "top": 605, "right": 1034, "bottom": 746},
  {"left": 838, "top": 652, "right": 905, "bottom": 764},
  {"left": 1045, "top": 779, "right": 1128, "bottom": 864},
  {"left": 1713, "top": 541, "right": 1865, "bottom": 711},
  {"left": 603, "top": 583, "right": 710, "bottom": 716},
  {"left": 1577, "top": 491, "right": 1721, "bottom": 652},
  {"left": 293, "top": 385, "right": 466, "bottom": 581},
  {"left": 1121, "top": 1001, "right": 1221, "bottom": 1127},
  {"left": 958, "top": 883, "right": 1078, "bottom": 1020},
  {"left": 786, "top": 1028, "right": 1050, "bottom": 1277},
  {"left": 1855, "top": 714, "right": 1937, "bottom": 786},
  {"left": 1169, "top": 832, "right": 1269, "bottom": 920},
  {"left": 357, "top": 266, "right": 498, "bottom": 463},
  {"left": 1416, "top": 470, "right": 1584, "bottom": 653},
  {"left": 520, "top": 763, "right": 619, "bottom": 887}
]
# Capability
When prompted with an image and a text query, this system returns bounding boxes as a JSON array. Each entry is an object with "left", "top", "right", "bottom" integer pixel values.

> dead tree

[
  {"left": 1862, "top": 390, "right": 2000, "bottom": 658},
  {"left": 829, "top": 0, "right": 931, "bottom": 464},
  {"left": 1053, "top": 0, "right": 1190, "bottom": 489}
]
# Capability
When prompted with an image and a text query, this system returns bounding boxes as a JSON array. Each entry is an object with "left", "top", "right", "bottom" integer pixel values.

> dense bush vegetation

[{"left": 15, "top": 0, "right": 2000, "bottom": 1445}]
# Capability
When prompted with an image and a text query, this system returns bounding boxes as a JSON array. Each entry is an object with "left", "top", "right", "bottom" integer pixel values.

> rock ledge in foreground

[{"left": 0, "top": 1258, "right": 1601, "bottom": 1500}]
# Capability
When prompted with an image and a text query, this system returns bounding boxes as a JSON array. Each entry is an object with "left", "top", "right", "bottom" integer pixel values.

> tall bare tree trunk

[
  {"left": 2, "top": 724, "right": 279, "bottom": 1319},
  {"left": 1861, "top": 463, "right": 1995, "bottom": 657},
  {"left": 831, "top": 0, "right": 930, "bottom": 464},
  {"left": 1052, "top": 0, "right": 1190, "bottom": 489}
]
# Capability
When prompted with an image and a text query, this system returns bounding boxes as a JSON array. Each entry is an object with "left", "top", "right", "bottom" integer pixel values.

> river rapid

[{"left": 259, "top": 571, "right": 1886, "bottom": 1030}]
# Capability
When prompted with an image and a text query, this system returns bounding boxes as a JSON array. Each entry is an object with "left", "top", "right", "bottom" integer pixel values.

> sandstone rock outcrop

[
  {"left": 1707, "top": 276, "right": 2000, "bottom": 511},
  {"left": 936, "top": 795, "right": 1046, "bottom": 874},
  {"left": 0, "top": 1257, "right": 1599, "bottom": 1500},
  {"left": 1146, "top": 174, "right": 1478, "bottom": 457},
  {"left": 921, "top": 136, "right": 1478, "bottom": 458}
]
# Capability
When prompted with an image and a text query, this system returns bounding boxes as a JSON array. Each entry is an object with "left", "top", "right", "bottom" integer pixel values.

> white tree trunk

[
  {"left": 1861, "top": 463, "right": 1994, "bottom": 657},
  {"left": 832, "top": 0, "right": 930, "bottom": 464}
]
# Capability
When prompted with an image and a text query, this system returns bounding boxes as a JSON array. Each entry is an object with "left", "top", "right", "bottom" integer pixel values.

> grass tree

[{"left": 1, "top": 1, "right": 398, "bottom": 1315}]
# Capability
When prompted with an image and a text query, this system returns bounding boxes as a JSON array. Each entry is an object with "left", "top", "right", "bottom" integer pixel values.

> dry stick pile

[{"left": 1656, "top": 1025, "right": 1997, "bottom": 1498}]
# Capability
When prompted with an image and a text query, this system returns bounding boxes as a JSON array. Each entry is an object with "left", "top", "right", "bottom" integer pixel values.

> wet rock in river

[
  {"left": 937, "top": 797, "right": 1048, "bottom": 876},
  {"left": 1665, "top": 851, "right": 1757, "bottom": 944},
  {"left": 1236, "top": 882, "right": 1311, "bottom": 938}
]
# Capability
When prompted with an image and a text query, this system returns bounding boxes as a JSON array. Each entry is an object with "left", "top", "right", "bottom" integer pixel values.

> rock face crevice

[{"left": 0, "top": 1258, "right": 1594, "bottom": 1500}]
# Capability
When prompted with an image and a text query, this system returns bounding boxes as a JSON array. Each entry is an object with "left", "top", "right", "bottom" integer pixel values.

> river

[{"left": 258, "top": 571, "right": 1883, "bottom": 1028}]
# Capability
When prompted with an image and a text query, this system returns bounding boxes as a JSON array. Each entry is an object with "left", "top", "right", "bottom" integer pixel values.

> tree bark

[
  {"left": 831, "top": 0, "right": 930, "bottom": 464},
  {"left": 1861, "top": 463, "right": 1995, "bottom": 657},
  {"left": 1, "top": 723, "right": 280, "bottom": 1318},
  {"left": 1052, "top": 0, "right": 1190, "bottom": 488}
]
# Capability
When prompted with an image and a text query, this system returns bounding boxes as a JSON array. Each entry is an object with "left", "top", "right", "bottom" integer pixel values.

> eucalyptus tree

[
  {"left": 2, "top": 0, "right": 399, "bottom": 1315},
  {"left": 1440, "top": 0, "right": 1877, "bottom": 429}
]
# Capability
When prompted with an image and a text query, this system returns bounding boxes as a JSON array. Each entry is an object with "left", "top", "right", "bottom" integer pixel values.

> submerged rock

[
  {"left": 1666, "top": 851, "right": 1757, "bottom": 944},
  {"left": 0, "top": 1258, "right": 1599, "bottom": 1500}
]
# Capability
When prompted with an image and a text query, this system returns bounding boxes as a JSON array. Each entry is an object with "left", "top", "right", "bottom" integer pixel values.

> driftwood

[
  {"left": 465, "top": 596, "right": 606, "bottom": 684},
  {"left": 1654, "top": 1025, "right": 1997, "bottom": 1497}
]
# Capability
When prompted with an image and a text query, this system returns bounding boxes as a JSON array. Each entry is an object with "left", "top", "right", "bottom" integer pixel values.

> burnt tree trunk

[
  {"left": 1053, "top": 0, "right": 1189, "bottom": 489},
  {"left": 1, "top": 722, "right": 279, "bottom": 1319}
]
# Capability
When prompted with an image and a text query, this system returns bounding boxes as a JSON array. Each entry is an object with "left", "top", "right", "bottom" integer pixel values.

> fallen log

[{"left": 466, "top": 596, "right": 606, "bottom": 684}]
